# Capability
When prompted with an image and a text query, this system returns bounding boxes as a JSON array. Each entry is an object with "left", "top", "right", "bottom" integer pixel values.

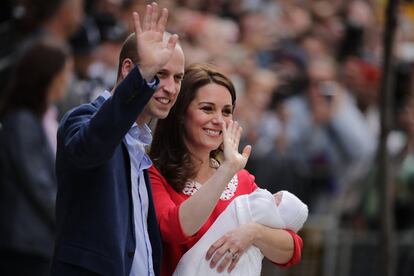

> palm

[
  {"left": 137, "top": 31, "right": 169, "bottom": 67},
  {"left": 222, "top": 121, "right": 251, "bottom": 172},
  {"left": 133, "top": 3, "right": 178, "bottom": 79}
]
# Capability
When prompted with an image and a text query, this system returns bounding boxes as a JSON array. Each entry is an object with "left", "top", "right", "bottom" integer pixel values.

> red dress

[{"left": 149, "top": 166, "right": 303, "bottom": 276}]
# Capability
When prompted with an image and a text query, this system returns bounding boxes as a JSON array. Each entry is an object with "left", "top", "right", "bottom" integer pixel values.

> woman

[
  {"left": 0, "top": 38, "right": 72, "bottom": 276},
  {"left": 149, "top": 63, "right": 303, "bottom": 276}
]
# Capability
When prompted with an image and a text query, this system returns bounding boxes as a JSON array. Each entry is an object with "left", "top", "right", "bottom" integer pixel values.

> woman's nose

[{"left": 212, "top": 113, "right": 224, "bottom": 125}]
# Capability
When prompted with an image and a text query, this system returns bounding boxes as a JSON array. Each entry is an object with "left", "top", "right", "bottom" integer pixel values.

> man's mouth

[{"left": 155, "top": 97, "right": 171, "bottom": 104}]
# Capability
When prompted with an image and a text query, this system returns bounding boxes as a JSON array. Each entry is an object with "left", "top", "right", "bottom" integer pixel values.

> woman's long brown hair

[{"left": 149, "top": 63, "right": 236, "bottom": 192}]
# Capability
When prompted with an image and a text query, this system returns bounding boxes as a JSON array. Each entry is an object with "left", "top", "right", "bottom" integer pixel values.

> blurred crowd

[{"left": 1, "top": 0, "right": 414, "bottom": 275}]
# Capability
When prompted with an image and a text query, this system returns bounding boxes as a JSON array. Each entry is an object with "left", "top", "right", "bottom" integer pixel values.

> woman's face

[{"left": 184, "top": 83, "right": 233, "bottom": 155}]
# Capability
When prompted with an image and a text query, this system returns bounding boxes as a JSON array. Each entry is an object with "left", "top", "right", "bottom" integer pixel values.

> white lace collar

[{"left": 182, "top": 174, "right": 238, "bottom": 200}]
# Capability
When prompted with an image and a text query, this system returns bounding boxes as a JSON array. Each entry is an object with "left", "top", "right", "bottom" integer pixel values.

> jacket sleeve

[
  {"left": 149, "top": 166, "right": 194, "bottom": 245},
  {"left": 60, "top": 66, "right": 156, "bottom": 168}
]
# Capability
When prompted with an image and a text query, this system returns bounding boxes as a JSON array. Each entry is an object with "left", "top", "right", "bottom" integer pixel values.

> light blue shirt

[{"left": 101, "top": 91, "right": 154, "bottom": 276}]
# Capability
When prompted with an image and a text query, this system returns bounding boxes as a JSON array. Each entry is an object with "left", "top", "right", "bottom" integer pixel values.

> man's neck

[{"left": 136, "top": 114, "right": 151, "bottom": 126}]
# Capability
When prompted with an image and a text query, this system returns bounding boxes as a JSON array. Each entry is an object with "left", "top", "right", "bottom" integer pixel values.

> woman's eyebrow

[{"left": 198, "top": 102, "right": 215, "bottom": 105}]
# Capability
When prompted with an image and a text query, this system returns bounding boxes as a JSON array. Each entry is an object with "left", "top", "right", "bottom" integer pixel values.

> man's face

[{"left": 143, "top": 45, "right": 185, "bottom": 121}]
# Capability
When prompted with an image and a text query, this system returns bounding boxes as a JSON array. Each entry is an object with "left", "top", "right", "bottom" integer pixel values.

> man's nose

[{"left": 162, "top": 76, "right": 177, "bottom": 94}]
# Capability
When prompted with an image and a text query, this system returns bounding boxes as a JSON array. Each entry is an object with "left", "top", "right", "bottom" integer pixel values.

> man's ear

[{"left": 121, "top": 58, "right": 134, "bottom": 79}]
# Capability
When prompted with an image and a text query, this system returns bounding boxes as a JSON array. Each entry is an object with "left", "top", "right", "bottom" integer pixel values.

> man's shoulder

[{"left": 59, "top": 97, "right": 104, "bottom": 126}]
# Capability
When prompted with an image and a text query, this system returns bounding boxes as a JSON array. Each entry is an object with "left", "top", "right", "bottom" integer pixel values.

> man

[{"left": 51, "top": 3, "right": 185, "bottom": 275}]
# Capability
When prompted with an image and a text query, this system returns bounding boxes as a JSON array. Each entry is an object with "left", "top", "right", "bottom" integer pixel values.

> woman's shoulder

[
  {"left": 237, "top": 169, "right": 256, "bottom": 182},
  {"left": 148, "top": 165, "right": 170, "bottom": 185},
  {"left": 148, "top": 165, "right": 162, "bottom": 178},
  {"left": 236, "top": 169, "right": 257, "bottom": 192},
  {"left": 1, "top": 109, "right": 42, "bottom": 135},
  {"left": 2, "top": 109, "right": 38, "bottom": 125}
]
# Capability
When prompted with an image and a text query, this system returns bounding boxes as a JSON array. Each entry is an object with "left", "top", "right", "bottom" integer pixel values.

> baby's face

[{"left": 274, "top": 191, "right": 283, "bottom": 206}]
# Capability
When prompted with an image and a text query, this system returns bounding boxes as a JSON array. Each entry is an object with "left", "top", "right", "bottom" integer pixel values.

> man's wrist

[
  {"left": 136, "top": 64, "right": 160, "bottom": 88},
  {"left": 146, "top": 76, "right": 159, "bottom": 90},
  {"left": 138, "top": 63, "right": 158, "bottom": 83},
  {"left": 146, "top": 77, "right": 157, "bottom": 86}
]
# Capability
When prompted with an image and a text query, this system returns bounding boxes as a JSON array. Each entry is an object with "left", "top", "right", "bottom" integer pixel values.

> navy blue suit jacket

[{"left": 51, "top": 67, "right": 162, "bottom": 276}]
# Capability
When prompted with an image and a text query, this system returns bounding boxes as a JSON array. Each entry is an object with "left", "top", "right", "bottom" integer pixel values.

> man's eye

[{"left": 157, "top": 72, "right": 167, "bottom": 78}]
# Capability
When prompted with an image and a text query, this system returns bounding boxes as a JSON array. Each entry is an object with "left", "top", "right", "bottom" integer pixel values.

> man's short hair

[
  {"left": 116, "top": 33, "right": 138, "bottom": 81},
  {"left": 116, "top": 32, "right": 178, "bottom": 82}
]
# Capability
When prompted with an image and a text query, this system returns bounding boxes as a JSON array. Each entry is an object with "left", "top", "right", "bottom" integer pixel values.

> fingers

[
  {"left": 208, "top": 246, "right": 242, "bottom": 273},
  {"left": 228, "top": 120, "right": 237, "bottom": 141},
  {"left": 242, "top": 145, "right": 252, "bottom": 160},
  {"left": 150, "top": 2, "right": 158, "bottom": 30},
  {"left": 135, "top": 3, "right": 171, "bottom": 34},
  {"left": 226, "top": 120, "right": 241, "bottom": 149},
  {"left": 166, "top": 34, "right": 179, "bottom": 51},
  {"left": 206, "top": 237, "right": 225, "bottom": 260},
  {"left": 157, "top": 8, "right": 168, "bottom": 33},
  {"left": 142, "top": 4, "right": 152, "bottom": 30},
  {"left": 216, "top": 250, "right": 234, "bottom": 273},
  {"left": 227, "top": 251, "right": 241, "bottom": 273},
  {"left": 133, "top": 12, "right": 142, "bottom": 35},
  {"left": 209, "top": 246, "right": 228, "bottom": 269},
  {"left": 220, "top": 120, "right": 228, "bottom": 141},
  {"left": 234, "top": 123, "right": 242, "bottom": 149}
]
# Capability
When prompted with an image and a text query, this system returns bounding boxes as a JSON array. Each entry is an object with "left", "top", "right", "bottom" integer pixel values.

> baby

[{"left": 173, "top": 188, "right": 308, "bottom": 276}]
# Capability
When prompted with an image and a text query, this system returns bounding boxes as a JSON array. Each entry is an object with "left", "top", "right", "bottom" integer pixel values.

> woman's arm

[
  {"left": 149, "top": 165, "right": 241, "bottom": 243},
  {"left": 253, "top": 224, "right": 300, "bottom": 265},
  {"left": 206, "top": 223, "right": 302, "bottom": 273},
  {"left": 179, "top": 162, "right": 240, "bottom": 236},
  {"left": 179, "top": 121, "right": 251, "bottom": 236}
]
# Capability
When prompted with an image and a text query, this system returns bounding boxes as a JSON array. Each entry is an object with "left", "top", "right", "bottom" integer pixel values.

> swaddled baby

[{"left": 173, "top": 188, "right": 308, "bottom": 276}]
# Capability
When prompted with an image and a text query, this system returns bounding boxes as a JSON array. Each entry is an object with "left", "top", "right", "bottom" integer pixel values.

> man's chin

[{"left": 154, "top": 110, "right": 170, "bottom": 120}]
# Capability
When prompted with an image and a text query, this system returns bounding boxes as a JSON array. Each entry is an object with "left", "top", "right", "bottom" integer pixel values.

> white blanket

[{"left": 173, "top": 188, "right": 286, "bottom": 276}]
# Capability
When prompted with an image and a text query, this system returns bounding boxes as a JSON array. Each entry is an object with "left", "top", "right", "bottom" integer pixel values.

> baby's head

[{"left": 274, "top": 191, "right": 308, "bottom": 233}]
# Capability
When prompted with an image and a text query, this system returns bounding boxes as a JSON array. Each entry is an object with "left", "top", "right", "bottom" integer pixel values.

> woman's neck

[{"left": 189, "top": 150, "right": 215, "bottom": 184}]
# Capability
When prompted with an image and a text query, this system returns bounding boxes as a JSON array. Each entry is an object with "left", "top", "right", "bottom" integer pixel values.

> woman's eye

[
  {"left": 223, "top": 109, "right": 232, "bottom": 116},
  {"left": 201, "top": 106, "right": 213, "bottom": 112}
]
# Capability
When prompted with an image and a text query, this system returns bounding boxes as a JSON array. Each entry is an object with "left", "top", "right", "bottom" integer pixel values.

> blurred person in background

[
  {"left": 235, "top": 68, "right": 278, "bottom": 150},
  {"left": 59, "top": 10, "right": 129, "bottom": 118},
  {"left": 0, "top": 38, "right": 72, "bottom": 276},
  {"left": 254, "top": 55, "right": 375, "bottom": 213},
  {"left": 89, "top": 11, "right": 129, "bottom": 90},
  {"left": 35, "top": 0, "right": 84, "bottom": 43},
  {"left": 0, "top": 0, "right": 84, "bottom": 109},
  {"left": 58, "top": 17, "right": 103, "bottom": 119},
  {"left": 340, "top": 62, "right": 414, "bottom": 230}
]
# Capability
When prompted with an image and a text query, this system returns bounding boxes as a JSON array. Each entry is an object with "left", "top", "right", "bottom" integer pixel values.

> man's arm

[
  {"left": 60, "top": 67, "right": 155, "bottom": 168},
  {"left": 59, "top": 3, "right": 178, "bottom": 168}
]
